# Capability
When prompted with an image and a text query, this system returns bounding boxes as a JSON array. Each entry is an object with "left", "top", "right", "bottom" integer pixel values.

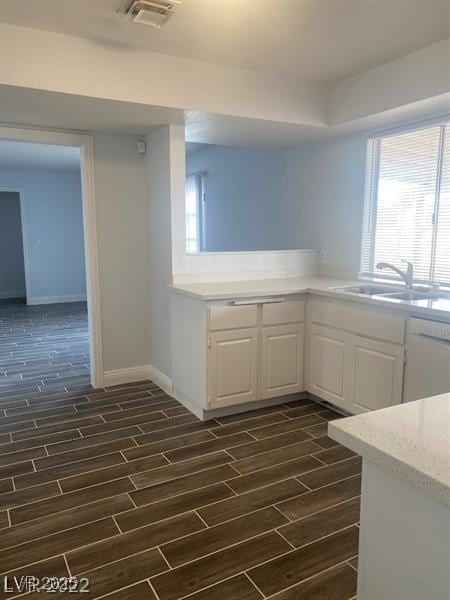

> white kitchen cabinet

[
  {"left": 307, "top": 298, "right": 406, "bottom": 413},
  {"left": 170, "top": 291, "right": 407, "bottom": 420},
  {"left": 170, "top": 293, "right": 306, "bottom": 419},
  {"left": 208, "top": 327, "right": 258, "bottom": 409},
  {"left": 351, "top": 336, "right": 404, "bottom": 413},
  {"left": 309, "top": 324, "right": 353, "bottom": 411},
  {"left": 261, "top": 323, "right": 304, "bottom": 399}
]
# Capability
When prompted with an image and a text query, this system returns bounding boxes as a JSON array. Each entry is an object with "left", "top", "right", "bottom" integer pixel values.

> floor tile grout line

[
  {"left": 162, "top": 527, "right": 313, "bottom": 600},
  {"left": 5, "top": 453, "right": 135, "bottom": 494},
  {"left": 157, "top": 525, "right": 296, "bottom": 577},
  {"left": 148, "top": 579, "right": 162, "bottom": 600},
  {"left": 0, "top": 477, "right": 315, "bottom": 549},
  {"left": 127, "top": 491, "right": 138, "bottom": 508},
  {"left": 0, "top": 426, "right": 140, "bottom": 457},
  {"left": 111, "top": 514, "right": 122, "bottom": 534},
  {"left": 275, "top": 527, "right": 297, "bottom": 550},
  {"left": 235, "top": 417, "right": 327, "bottom": 442},
  {"left": 276, "top": 523, "right": 360, "bottom": 554},
  {"left": 63, "top": 553, "right": 73, "bottom": 577},
  {"left": 193, "top": 508, "right": 210, "bottom": 529},
  {"left": 35, "top": 440, "right": 137, "bottom": 471},
  {"left": 45, "top": 430, "right": 140, "bottom": 457},
  {"left": 1, "top": 504, "right": 139, "bottom": 552},
  {"left": 241, "top": 537, "right": 356, "bottom": 597},
  {"left": 64, "top": 499, "right": 273, "bottom": 575},
  {"left": 224, "top": 453, "right": 326, "bottom": 487},
  {"left": 93, "top": 579, "right": 159, "bottom": 600},
  {"left": 276, "top": 493, "right": 361, "bottom": 525},
  {"left": 0, "top": 517, "right": 132, "bottom": 575},
  {"left": 227, "top": 436, "right": 327, "bottom": 466},
  {"left": 295, "top": 465, "right": 362, "bottom": 492},
  {"left": 71, "top": 545, "right": 173, "bottom": 579},
  {"left": 46, "top": 490, "right": 317, "bottom": 570},
  {"left": 244, "top": 572, "right": 266, "bottom": 598},
  {"left": 133, "top": 463, "right": 359, "bottom": 520},
  {"left": 247, "top": 558, "right": 358, "bottom": 600}
]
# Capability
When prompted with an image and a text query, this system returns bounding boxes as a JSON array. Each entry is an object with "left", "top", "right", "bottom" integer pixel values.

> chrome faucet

[{"left": 376, "top": 260, "right": 415, "bottom": 289}]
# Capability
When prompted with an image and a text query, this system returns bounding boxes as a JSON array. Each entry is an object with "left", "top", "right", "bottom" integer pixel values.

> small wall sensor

[{"left": 137, "top": 141, "right": 147, "bottom": 155}]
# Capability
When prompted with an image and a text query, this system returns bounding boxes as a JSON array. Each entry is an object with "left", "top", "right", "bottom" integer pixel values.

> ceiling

[
  {"left": 0, "top": 84, "right": 448, "bottom": 149},
  {"left": 0, "top": 140, "right": 81, "bottom": 171},
  {"left": 0, "top": 0, "right": 448, "bottom": 82},
  {"left": 0, "top": 85, "right": 183, "bottom": 135},
  {"left": 185, "top": 142, "right": 213, "bottom": 154}
]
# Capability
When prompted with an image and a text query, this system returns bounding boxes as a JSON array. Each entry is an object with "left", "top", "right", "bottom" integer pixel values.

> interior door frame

[{"left": 0, "top": 125, "right": 103, "bottom": 388}]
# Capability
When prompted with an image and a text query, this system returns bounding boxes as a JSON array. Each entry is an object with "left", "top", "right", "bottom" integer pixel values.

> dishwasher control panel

[{"left": 409, "top": 317, "right": 450, "bottom": 341}]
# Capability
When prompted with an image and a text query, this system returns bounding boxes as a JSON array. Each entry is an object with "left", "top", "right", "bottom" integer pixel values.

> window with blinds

[
  {"left": 185, "top": 172, "right": 206, "bottom": 253},
  {"left": 361, "top": 122, "right": 450, "bottom": 287}
]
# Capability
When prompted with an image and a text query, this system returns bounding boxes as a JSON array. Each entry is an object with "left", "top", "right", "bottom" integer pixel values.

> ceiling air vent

[{"left": 120, "top": 0, "right": 181, "bottom": 28}]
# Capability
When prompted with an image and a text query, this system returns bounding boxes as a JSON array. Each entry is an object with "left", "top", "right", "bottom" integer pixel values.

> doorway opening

[{"left": 0, "top": 127, "right": 102, "bottom": 400}]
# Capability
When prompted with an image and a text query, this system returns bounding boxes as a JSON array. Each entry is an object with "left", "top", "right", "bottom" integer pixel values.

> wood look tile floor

[
  {"left": 0, "top": 302, "right": 361, "bottom": 599},
  {"left": 0, "top": 299, "right": 90, "bottom": 393}
]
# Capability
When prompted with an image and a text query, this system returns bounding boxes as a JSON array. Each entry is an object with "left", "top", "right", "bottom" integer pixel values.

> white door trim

[{"left": 0, "top": 125, "right": 103, "bottom": 388}]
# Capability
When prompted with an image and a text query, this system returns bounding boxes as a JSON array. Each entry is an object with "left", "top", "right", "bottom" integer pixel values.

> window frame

[{"left": 360, "top": 118, "right": 450, "bottom": 287}]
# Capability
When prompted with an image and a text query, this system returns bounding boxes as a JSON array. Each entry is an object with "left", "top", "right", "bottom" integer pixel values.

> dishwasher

[{"left": 404, "top": 317, "right": 450, "bottom": 402}]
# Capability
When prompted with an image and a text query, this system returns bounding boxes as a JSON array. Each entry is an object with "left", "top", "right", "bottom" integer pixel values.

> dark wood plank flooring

[
  {"left": 0, "top": 299, "right": 89, "bottom": 394},
  {"left": 0, "top": 302, "right": 360, "bottom": 599}
]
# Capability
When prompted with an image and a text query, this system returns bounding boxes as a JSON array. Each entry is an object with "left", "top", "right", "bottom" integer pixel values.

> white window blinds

[
  {"left": 185, "top": 172, "right": 206, "bottom": 253},
  {"left": 361, "top": 122, "right": 450, "bottom": 287}
]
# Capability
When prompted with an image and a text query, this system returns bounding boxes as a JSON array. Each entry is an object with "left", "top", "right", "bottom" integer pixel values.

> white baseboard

[
  {"left": 148, "top": 365, "right": 173, "bottom": 395},
  {"left": 102, "top": 365, "right": 152, "bottom": 387},
  {"left": 0, "top": 290, "right": 25, "bottom": 299},
  {"left": 172, "top": 387, "right": 309, "bottom": 421},
  {"left": 102, "top": 364, "right": 173, "bottom": 394},
  {"left": 28, "top": 294, "right": 87, "bottom": 305}
]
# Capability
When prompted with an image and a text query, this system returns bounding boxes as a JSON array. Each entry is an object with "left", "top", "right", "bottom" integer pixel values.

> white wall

[
  {"left": 93, "top": 133, "right": 150, "bottom": 375},
  {"left": 186, "top": 145, "right": 300, "bottom": 252},
  {"left": 146, "top": 125, "right": 187, "bottom": 381},
  {"left": 174, "top": 141, "right": 320, "bottom": 283},
  {"left": 283, "top": 134, "right": 369, "bottom": 278},
  {"left": 0, "top": 191, "right": 26, "bottom": 298},
  {"left": 0, "top": 168, "right": 86, "bottom": 303}
]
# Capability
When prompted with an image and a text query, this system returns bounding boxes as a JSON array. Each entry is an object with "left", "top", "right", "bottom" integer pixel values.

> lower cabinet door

[
  {"left": 208, "top": 327, "right": 258, "bottom": 409},
  {"left": 309, "top": 324, "right": 353, "bottom": 412},
  {"left": 351, "top": 336, "right": 404, "bottom": 413},
  {"left": 261, "top": 323, "right": 304, "bottom": 399}
]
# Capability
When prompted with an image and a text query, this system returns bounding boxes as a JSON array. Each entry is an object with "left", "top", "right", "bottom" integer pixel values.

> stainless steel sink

[
  {"left": 380, "top": 291, "right": 446, "bottom": 301},
  {"left": 333, "top": 285, "right": 447, "bottom": 302},
  {"left": 334, "top": 285, "right": 399, "bottom": 296}
]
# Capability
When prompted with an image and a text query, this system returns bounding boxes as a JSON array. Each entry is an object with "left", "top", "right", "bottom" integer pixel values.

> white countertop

[
  {"left": 169, "top": 276, "right": 450, "bottom": 320},
  {"left": 329, "top": 394, "right": 450, "bottom": 506}
]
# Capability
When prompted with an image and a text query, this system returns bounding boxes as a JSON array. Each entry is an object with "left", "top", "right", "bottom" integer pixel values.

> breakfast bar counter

[{"left": 329, "top": 394, "right": 450, "bottom": 600}]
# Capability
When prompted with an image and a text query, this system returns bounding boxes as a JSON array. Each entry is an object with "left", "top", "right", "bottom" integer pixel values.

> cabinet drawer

[
  {"left": 209, "top": 305, "right": 257, "bottom": 331},
  {"left": 262, "top": 300, "right": 305, "bottom": 325},
  {"left": 311, "top": 299, "right": 405, "bottom": 344}
]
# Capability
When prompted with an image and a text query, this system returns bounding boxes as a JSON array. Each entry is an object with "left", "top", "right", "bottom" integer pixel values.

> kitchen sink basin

[
  {"left": 381, "top": 291, "right": 445, "bottom": 301},
  {"left": 333, "top": 285, "right": 448, "bottom": 302},
  {"left": 334, "top": 285, "right": 399, "bottom": 296}
]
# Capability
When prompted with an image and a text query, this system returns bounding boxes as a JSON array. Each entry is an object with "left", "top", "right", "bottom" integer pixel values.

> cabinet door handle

[{"left": 231, "top": 298, "right": 286, "bottom": 306}]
